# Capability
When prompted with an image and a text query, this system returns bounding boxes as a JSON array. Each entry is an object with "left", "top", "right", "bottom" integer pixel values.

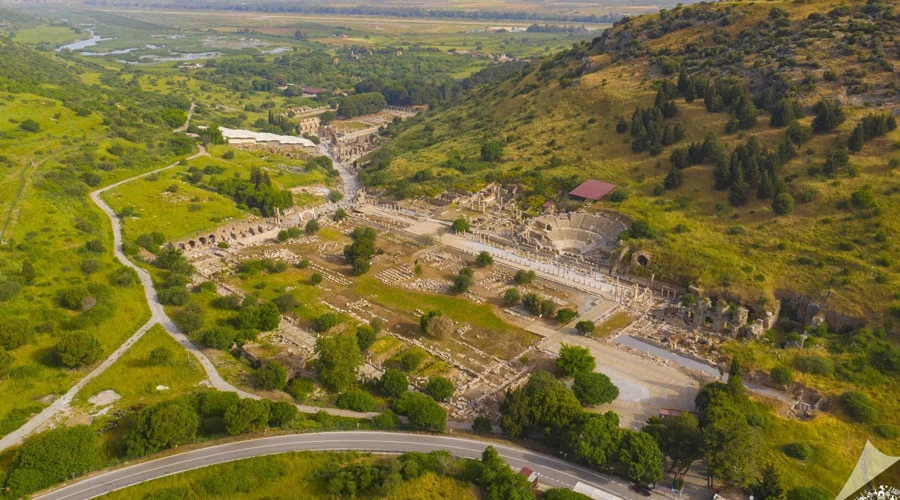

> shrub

[
  {"left": 575, "top": 320, "right": 595, "bottom": 335},
  {"left": 312, "top": 313, "right": 339, "bottom": 332},
  {"left": 772, "top": 193, "right": 794, "bottom": 215},
  {"left": 55, "top": 331, "right": 102, "bottom": 368},
  {"left": 58, "top": 286, "right": 92, "bottom": 310},
  {"left": 126, "top": 401, "right": 199, "bottom": 457},
  {"left": 426, "top": 376, "right": 455, "bottom": 402},
  {"left": 475, "top": 251, "right": 493, "bottom": 267},
  {"left": 372, "top": 410, "right": 400, "bottom": 430},
  {"left": 514, "top": 270, "right": 536, "bottom": 285},
  {"left": 794, "top": 355, "right": 834, "bottom": 376},
  {"left": 556, "top": 308, "right": 578, "bottom": 323},
  {"left": 875, "top": 424, "right": 900, "bottom": 439},
  {"left": 335, "top": 389, "right": 376, "bottom": 412},
  {"left": 398, "top": 350, "right": 425, "bottom": 372},
  {"left": 840, "top": 391, "right": 879, "bottom": 423},
  {"left": 503, "top": 287, "right": 521, "bottom": 306},
  {"left": 472, "top": 416, "right": 493, "bottom": 433},
  {"left": 783, "top": 442, "right": 813, "bottom": 460},
  {"left": 394, "top": 392, "right": 446, "bottom": 432},
  {"left": 267, "top": 401, "right": 297, "bottom": 427},
  {"left": 254, "top": 362, "right": 287, "bottom": 390},
  {"left": 224, "top": 399, "right": 270, "bottom": 435},
  {"left": 287, "top": 377, "right": 315, "bottom": 401},
  {"left": 149, "top": 346, "right": 173, "bottom": 365},
  {"left": 380, "top": 368, "right": 409, "bottom": 398},
  {"left": 770, "top": 366, "right": 793, "bottom": 385}
]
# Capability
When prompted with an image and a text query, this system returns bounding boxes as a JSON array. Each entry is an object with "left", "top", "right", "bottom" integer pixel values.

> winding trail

[{"left": 0, "top": 143, "right": 375, "bottom": 454}]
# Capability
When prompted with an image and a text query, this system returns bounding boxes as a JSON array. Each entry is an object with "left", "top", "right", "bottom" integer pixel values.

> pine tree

[{"left": 847, "top": 124, "right": 866, "bottom": 153}]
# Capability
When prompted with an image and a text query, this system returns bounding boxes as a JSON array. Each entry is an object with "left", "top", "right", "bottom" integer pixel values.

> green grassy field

[
  {"left": 99, "top": 452, "right": 482, "bottom": 500},
  {"left": 0, "top": 91, "right": 165, "bottom": 437},
  {"left": 75, "top": 324, "right": 207, "bottom": 409},
  {"left": 11, "top": 25, "right": 85, "bottom": 45}
]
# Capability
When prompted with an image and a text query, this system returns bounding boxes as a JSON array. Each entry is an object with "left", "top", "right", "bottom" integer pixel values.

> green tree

[
  {"left": 575, "top": 320, "right": 595, "bottom": 335},
  {"left": 626, "top": 219, "right": 655, "bottom": 239},
  {"left": 480, "top": 139, "right": 504, "bottom": 162},
  {"left": 305, "top": 218, "right": 321, "bottom": 234},
  {"left": 618, "top": 430, "right": 664, "bottom": 485},
  {"left": 475, "top": 251, "right": 493, "bottom": 267},
  {"left": 701, "top": 397, "right": 753, "bottom": 486},
  {"left": 255, "top": 362, "right": 287, "bottom": 390},
  {"left": 224, "top": 399, "right": 270, "bottom": 435},
  {"left": 343, "top": 227, "right": 377, "bottom": 275},
  {"left": 55, "top": 331, "right": 102, "bottom": 368},
  {"left": 748, "top": 464, "right": 785, "bottom": 500},
  {"left": 380, "top": 368, "right": 409, "bottom": 398},
  {"left": 309, "top": 272, "right": 324, "bottom": 286},
  {"left": 564, "top": 411, "right": 621, "bottom": 468},
  {"left": 333, "top": 208, "right": 348, "bottom": 221},
  {"left": 356, "top": 325, "right": 377, "bottom": 351},
  {"left": 572, "top": 371, "right": 619, "bottom": 406},
  {"left": 394, "top": 392, "right": 446, "bottom": 432},
  {"left": 452, "top": 266, "right": 475, "bottom": 293},
  {"left": 315, "top": 333, "right": 361, "bottom": 392},
  {"left": 7, "top": 426, "right": 98, "bottom": 497},
  {"left": 500, "top": 371, "right": 583, "bottom": 440},
  {"left": 126, "top": 401, "right": 200, "bottom": 457},
  {"left": 514, "top": 270, "right": 536, "bottom": 285},
  {"left": 811, "top": 98, "right": 846, "bottom": 132},
  {"left": 847, "top": 123, "right": 866, "bottom": 152},
  {"left": 772, "top": 193, "right": 794, "bottom": 215},
  {"left": 503, "top": 287, "right": 521, "bottom": 306},
  {"left": 426, "top": 376, "right": 455, "bottom": 402},
  {"left": 0, "top": 317, "right": 32, "bottom": 349},
  {"left": 642, "top": 411, "right": 703, "bottom": 473},
  {"left": 451, "top": 218, "right": 470, "bottom": 233},
  {"left": 556, "top": 344, "right": 595, "bottom": 377},
  {"left": 477, "top": 446, "right": 535, "bottom": 500}
]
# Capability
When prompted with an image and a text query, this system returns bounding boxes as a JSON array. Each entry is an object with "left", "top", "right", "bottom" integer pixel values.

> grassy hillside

[{"left": 368, "top": 0, "right": 900, "bottom": 324}]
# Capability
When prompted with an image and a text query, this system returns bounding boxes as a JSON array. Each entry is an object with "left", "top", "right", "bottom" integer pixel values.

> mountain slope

[{"left": 367, "top": 0, "right": 900, "bottom": 324}]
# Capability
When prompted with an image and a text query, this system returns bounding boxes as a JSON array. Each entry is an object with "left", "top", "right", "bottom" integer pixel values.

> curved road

[{"left": 36, "top": 432, "right": 631, "bottom": 500}]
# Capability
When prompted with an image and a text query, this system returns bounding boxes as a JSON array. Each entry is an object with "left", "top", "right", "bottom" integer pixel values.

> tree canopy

[{"left": 315, "top": 333, "right": 362, "bottom": 392}]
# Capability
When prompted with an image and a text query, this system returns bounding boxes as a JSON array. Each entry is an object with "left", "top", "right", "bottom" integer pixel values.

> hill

[{"left": 365, "top": 0, "right": 900, "bottom": 326}]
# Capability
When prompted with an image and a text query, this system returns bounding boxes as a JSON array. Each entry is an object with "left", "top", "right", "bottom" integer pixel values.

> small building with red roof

[{"left": 569, "top": 179, "right": 617, "bottom": 201}]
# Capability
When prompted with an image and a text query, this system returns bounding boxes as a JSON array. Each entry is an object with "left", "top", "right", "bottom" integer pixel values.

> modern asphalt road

[{"left": 36, "top": 431, "right": 637, "bottom": 500}]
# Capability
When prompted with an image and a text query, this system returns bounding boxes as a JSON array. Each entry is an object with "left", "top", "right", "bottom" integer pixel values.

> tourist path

[{"left": 36, "top": 432, "right": 633, "bottom": 500}]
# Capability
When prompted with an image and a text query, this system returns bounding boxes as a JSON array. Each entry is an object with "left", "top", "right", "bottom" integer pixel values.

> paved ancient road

[{"left": 36, "top": 432, "right": 633, "bottom": 500}]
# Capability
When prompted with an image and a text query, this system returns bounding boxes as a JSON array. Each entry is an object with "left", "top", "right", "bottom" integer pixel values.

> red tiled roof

[{"left": 569, "top": 180, "right": 617, "bottom": 200}]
